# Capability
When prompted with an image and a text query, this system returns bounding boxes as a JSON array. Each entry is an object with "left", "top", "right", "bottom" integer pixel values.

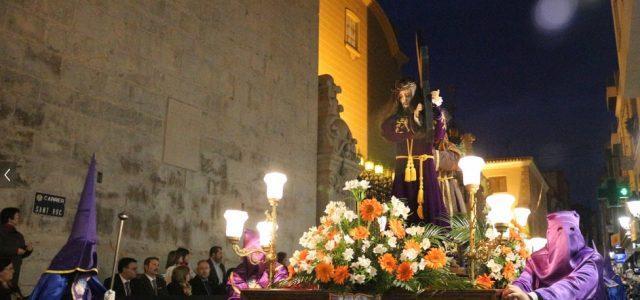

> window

[
  {"left": 489, "top": 176, "right": 507, "bottom": 193},
  {"left": 345, "top": 9, "right": 360, "bottom": 58}
]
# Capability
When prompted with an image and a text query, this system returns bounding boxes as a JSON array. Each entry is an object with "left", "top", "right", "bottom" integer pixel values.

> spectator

[
  {"left": 190, "top": 260, "right": 214, "bottom": 296},
  {"left": 104, "top": 257, "right": 137, "bottom": 298},
  {"left": 132, "top": 257, "right": 167, "bottom": 297},
  {"left": 0, "top": 208, "right": 32, "bottom": 287},
  {"left": 208, "top": 246, "right": 226, "bottom": 295},
  {"left": 165, "top": 250, "right": 177, "bottom": 270},
  {"left": 277, "top": 252, "right": 287, "bottom": 266},
  {"left": 0, "top": 258, "right": 24, "bottom": 300},
  {"left": 165, "top": 247, "right": 192, "bottom": 280},
  {"left": 167, "top": 265, "right": 191, "bottom": 296}
]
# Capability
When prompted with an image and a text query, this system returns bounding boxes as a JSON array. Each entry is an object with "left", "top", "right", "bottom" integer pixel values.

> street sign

[{"left": 33, "top": 192, "right": 66, "bottom": 217}]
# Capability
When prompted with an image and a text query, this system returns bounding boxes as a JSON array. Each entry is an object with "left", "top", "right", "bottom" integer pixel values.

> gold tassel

[
  {"left": 410, "top": 165, "right": 417, "bottom": 181},
  {"left": 417, "top": 187, "right": 424, "bottom": 220},
  {"left": 404, "top": 159, "right": 415, "bottom": 182}
]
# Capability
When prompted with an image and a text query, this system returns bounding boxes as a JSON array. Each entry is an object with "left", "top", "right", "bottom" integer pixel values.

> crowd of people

[{"left": 0, "top": 207, "right": 289, "bottom": 299}]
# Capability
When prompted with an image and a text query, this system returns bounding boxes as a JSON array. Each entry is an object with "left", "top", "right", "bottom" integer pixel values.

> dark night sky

[{"left": 377, "top": 0, "right": 618, "bottom": 209}]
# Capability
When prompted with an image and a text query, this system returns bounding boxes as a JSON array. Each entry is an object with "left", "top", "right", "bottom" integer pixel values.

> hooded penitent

[
  {"left": 228, "top": 229, "right": 288, "bottom": 300},
  {"left": 30, "top": 156, "right": 106, "bottom": 300},
  {"left": 512, "top": 211, "right": 604, "bottom": 299}
]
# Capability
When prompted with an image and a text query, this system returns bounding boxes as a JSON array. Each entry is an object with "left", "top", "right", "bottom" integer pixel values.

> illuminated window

[
  {"left": 345, "top": 9, "right": 360, "bottom": 57},
  {"left": 489, "top": 176, "right": 507, "bottom": 193}
]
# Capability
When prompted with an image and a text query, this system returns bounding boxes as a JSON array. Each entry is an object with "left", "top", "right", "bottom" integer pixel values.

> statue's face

[{"left": 397, "top": 89, "right": 413, "bottom": 108}]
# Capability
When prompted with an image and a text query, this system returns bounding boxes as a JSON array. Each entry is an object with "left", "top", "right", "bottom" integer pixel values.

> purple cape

[
  {"left": 513, "top": 211, "right": 605, "bottom": 299},
  {"left": 382, "top": 106, "right": 448, "bottom": 226},
  {"left": 227, "top": 229, "right": 288, "bottom": 299}
]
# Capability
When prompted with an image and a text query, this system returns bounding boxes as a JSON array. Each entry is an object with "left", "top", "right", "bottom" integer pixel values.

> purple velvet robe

[
  {"left": 512, "top": 211, "right": 605, "bottom": 300},
  {"left": 381, "top": 107, "right": 447, "bottom": 226}
]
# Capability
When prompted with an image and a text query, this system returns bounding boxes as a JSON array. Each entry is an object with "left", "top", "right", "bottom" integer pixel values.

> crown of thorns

[{"left": 393, "top": 79, "right": 417, "bottom": 92}]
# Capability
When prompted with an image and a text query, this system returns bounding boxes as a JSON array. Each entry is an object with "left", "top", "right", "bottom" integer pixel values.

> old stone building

[{"left": 0, "top": 1, "right": 318, "bottom": 291}]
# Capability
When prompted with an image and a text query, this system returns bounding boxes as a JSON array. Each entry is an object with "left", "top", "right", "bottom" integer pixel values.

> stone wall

[{"left": 0, "top": 0, "right": 318, "bottom": 290}]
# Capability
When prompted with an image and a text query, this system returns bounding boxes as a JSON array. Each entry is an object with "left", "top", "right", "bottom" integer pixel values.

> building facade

[{"left": 483, "top": 157, "right": 550, "bottom": 237}]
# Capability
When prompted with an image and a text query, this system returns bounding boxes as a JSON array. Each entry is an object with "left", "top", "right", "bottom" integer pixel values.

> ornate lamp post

[
  {"left": 458, "top": 155, "right": 485, "bottom": 280},
  {"left": 224, "top": 172, "right": 287, "bottom": 286}
]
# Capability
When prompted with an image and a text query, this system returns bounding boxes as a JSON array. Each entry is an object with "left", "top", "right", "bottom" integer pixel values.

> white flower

[
  {"left": 388, "top": 236, "right": 397, "bottom": 248},
  {"left": 344, "top": 235, "right": 355, "bottom": 245},
  {"left": 307, "top": 250, "right": 317, "bottom": 261},
  {"left": 357, "top": 256, "right": 371, "bottom": 268},
  {"left": 373, "top": 244, "right": 387, "bottom": 254},
  {"left": 343, "top": 210, "right": 358, "bottom": 222},
  {"left": 367, "top": 266, "right": 377, "bottom": 276},
  {"left": 485, "top": 227, "right": 499, "bottom": 240},
  {"left": 487, "top": 259, "right": 502, "bottom": 274},
  {"left": 418, "top": 259, "right": 427, "bottom": 271},
  {"left": 361, "top": 240, "right": 371, "bottom": 252},
  {"left": 343, "top": 180, "right": 360, "bottom": 191},
  {"left": 401, "top": 248, "right": 419, "bottom": 261},
  {"left": 351, "top": 274, "right": 366, "bottom": 284},
  {"left": 410, "top": 262, "right": 419, "bottom": 273},
  {"left": 343, "top": 248, "right": 355, "bottom": 261},
  {"left": 325, "top": 240, "right": 336, "bottom": 251},
  {"left": 382, "top": 230, "right": 394, "bottom": 238},
  {"left": 382, "top": 203, "right": 390, "bottom": 214},
  {"left": 406, "top": 226, "right": 425, "bottom": 236},
  {"left": 506, "top": 252, "right": 516, "bottom": 262},
  {"left": 390, "top": 196, "right": 410, "bottom": 219},
  {"left": 358, "top": 180, "right": 371, "bottom": 190},
  {"left": 333, "top": 233, "right": 342, "bottom": 243},
  {"left": 420, "top": 238, "right": 431, "bottom": 250}
]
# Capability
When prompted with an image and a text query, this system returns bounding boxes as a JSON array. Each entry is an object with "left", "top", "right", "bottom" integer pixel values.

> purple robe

[
  {"left": 381, "top": 107, "right": 447, "bottom": 226},
  {"left": 513, "top": 211, "right": 605, "bottom": 299},
  {"left": 227, "top": 229, "right": 288, "bottom": 299}
]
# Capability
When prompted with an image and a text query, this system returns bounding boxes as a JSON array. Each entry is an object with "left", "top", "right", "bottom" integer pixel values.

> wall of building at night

[
  {"left": 0, "top": 1, "right": 318, "bottom": 291},
  {"left": 366, "top": 2, "right": 407, "bottom": 168},
  {"left": 318, "top": 0, "right": 369, "bottom": 157},
  {"left": 483, "top": 158, "right": 549, "bottom": 237}
]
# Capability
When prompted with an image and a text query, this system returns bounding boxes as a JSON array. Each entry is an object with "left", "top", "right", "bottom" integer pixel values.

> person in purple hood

[
  {"left": 503, "top": 211, "right": 605, "bottom": 300},
  {"left": 227, "top": 229, "right": 288, "bottom": 299}
]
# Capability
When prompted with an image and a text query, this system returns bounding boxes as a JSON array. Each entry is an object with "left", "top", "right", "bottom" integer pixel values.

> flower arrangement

[
  {"left": 474, "top": 225, "right": 529, "bottom": 289},
  {"left": 284, "top": 180, "right": 469, "bottom": 294}
]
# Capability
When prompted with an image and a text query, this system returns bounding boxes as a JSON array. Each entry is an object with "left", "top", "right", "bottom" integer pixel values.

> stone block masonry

[{"left": 0, "top": 0, "right": 318, "bottom": 291}]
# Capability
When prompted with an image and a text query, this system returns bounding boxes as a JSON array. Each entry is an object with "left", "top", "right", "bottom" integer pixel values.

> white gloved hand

[
  {"left": 104, "top": 289, "right": 116, "bottom": 300},
  {"left": 432, "top": 96, "right": 443, "bottom": 107}
]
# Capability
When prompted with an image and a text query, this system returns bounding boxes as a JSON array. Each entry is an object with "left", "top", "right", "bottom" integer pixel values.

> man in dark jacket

[
  {"left": 132, "top": 257, "right": 167, "bottom": 297},
  {"left": 0, "top": 207, "right": 32, "bottom": 287},
  {"left": 104, "top": 257, "right": 137, "bottom": 299},
  {"left": 208, "top": 246, "right": 226, "bottom": 295},
  {"left": 190, "top": 260, "right": 214, "bottom": 296}
]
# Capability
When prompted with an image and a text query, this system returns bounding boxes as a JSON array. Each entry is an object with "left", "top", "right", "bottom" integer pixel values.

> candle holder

[{"left": 224, "top": 172, "right": 287, "bottom": 286}]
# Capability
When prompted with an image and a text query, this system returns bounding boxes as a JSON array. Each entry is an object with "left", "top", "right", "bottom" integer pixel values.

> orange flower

[
  {"left": 518, "top": 247, "right": 530, "bottom": 259},
  {"left": 501, "top": 246, "right": 513, "bottom": 255},
  {"left": 395, "top": 261, "right": 414, "bottom": 282},
  {"left": 315, "top": 262, "right": 334, "bottom": 283},
  {"left": 287, "top": 265, "right": 296, "bottom": 279},
  {"left": 332, "top": 265, "right": 349, "bottom": 285},
  {"left": 360, "top": 198, "right": 384, "bottom": 222},
  {"left": 404, "top": 240, "right": 421, "bottom": 252},
  {"left": 509, "top": 228, "right": 522, "bottom": 241},
  {"left": 327, "top": 230, "right": 338, "bottom": 241},
  {"left": 316, "top": 250, "right": 326, "bottom": 260},
  {"left": 424, "top": 248, "right": 447, "bottom": 270},
  {"left": 378, "top": 253, "right": 398, "bottom": 273},
  {"left": 299, "top": 249, "right": 309, "bottom": 261},
  {"left": 389, "top": 218, "right": 406, "bottom": 239},
  {"left": 475, "top": 274, "right": 494, "bottom": 289},
  {"left": 503, "top": 262, "right": 516, "bottom": 281},
  {"left": 349, "top": 226, "right": 370, "bottom": 240}
]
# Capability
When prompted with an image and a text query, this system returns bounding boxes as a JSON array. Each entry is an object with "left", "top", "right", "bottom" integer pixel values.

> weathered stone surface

[{"left": 0, "top": 0, "right": 319, "bottom": 292}]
